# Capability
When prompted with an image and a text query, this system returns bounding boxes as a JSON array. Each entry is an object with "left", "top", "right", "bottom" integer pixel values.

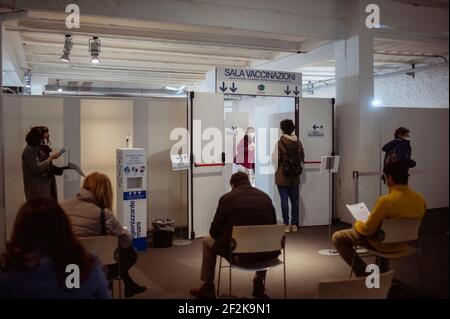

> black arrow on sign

[
  {"left": 284, "top": 85, "right": 291, "bottom": 95},
  {"left": 219, "top": 82, "right": 228, "bottom": 92},
  {"left": 230, "top": 82, "right": 237, "bottom": 92},
  {"left": 293, "top": 86, "right": 300, "bottom": 95},
  {"left": 313, "top": 124, "right": 318, "bottom": 130}
]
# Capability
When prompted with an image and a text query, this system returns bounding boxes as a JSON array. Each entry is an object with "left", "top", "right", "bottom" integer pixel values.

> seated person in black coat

[{"left": 190, "top": 172, "right": 280, "bottom": 299}]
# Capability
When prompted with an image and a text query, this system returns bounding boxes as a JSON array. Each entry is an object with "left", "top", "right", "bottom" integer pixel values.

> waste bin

[{"left": 152, "top": 219, "right": 175, "bottom": 248}]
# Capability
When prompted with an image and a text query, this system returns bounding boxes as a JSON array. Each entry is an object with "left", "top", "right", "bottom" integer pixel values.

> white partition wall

[
  {"left": 298, "top": 98, "right": 333, "bottom": 226},
  {"left": 133, "top": 98, "right": 188, "bottom": 229},
  {"left": 189, "top": 92, "right": 225, "bottom": 238},
  {"left": 350, "top": 107, "right": 449, "bottom": 222},
  {"left": 2, "top": 95, "right": 189, "bottom": 241},
  {"left": 2, "top": 96, "right": 64, "bottom": 238},
  {"left": 81, "top": 99, "right": 133, "bottom": 213},
  {"left": 380, "top": 108, "right": 449, "bottom": 209}
]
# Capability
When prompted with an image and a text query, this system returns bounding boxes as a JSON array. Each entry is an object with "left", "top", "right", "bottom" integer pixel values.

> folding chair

[
  {"left": 216, "top": 224, "right": 287, "bottom": 298},
  {"left": 319, "top": 270, "right": 394, "bottom": 299},
  {"left": 78, "top": 235, "right": 122, "bottom": 298},
  {"left": 349, "top": 218, "right": 423, "bottom": 291}
]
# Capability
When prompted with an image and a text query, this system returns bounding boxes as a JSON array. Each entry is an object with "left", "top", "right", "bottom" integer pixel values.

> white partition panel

[
  {"left": 379, "top": 108, "right": 449, "bottom": 209},
  {"left": 81, "top": 99, "right": 133, "bottom": 213},
  {"left": 189, "top": 92, "right": 225, "bottom": 238},
  {"left": 298, "top": 98, "right": 333, "bottom": 226},
  {"left": 133, "top": 98, "right": 188, "bottom": 229},
  {"left": 3, "top": 96, "right": 64, "bottom": 238}
]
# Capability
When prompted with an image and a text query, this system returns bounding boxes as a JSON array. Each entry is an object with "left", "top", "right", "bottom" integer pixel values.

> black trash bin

[{"left": 152, "top": 219, "right": 175, "bottom": 248}]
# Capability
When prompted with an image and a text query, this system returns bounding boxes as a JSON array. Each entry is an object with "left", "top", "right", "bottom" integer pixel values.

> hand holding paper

[{"left": 346, "top": 202, "right": 371, "bottom": 222}]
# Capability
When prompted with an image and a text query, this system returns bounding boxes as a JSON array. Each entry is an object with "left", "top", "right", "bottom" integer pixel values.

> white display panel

[
  {"left": 189, "top": 92, "right": 225, "bottom": 238},
  {"left": 2, "top": 96, "right": 64, "bottom": 239},
  {"left": 81, "top": 99, "right": 133, "bottom": 213}
]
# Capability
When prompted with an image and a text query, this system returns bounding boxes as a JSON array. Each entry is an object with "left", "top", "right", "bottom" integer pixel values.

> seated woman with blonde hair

[{"left": 60, "top": 172, "right": 146, "bottom": 298}]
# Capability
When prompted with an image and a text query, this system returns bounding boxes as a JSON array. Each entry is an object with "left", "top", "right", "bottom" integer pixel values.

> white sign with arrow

[{"left": 215, "top": 67, "right": 302, "bottom": 97}]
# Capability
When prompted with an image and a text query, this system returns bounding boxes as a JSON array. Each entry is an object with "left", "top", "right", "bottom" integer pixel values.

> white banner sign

[{"left": 215, "top": 67, "right": 302, "bottom": 97}]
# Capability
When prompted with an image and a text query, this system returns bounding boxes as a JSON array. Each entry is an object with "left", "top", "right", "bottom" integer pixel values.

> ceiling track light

[
  {"left": 89, "top": 36, "right": 101, "bottom": 64},
  {"left": 60, "top": 34, "right": 73, "bottom": 62}
]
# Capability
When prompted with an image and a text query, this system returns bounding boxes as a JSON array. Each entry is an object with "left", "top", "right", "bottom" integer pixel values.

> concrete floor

[{"left": 127, "top": 209, "right": 448, "bottom": 299}]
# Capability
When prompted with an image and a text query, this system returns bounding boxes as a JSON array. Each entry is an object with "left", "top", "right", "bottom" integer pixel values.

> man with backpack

[
  {"left": 273, "top": 119, "right": 305, "bottom": 233},
  {"left": 382, "top": 127, "right": 416, "bottom": 170}
]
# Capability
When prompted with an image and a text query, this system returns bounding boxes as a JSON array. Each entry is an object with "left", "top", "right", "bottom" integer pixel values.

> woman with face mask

[
  {"left": 233, "top": 127, "right": 256, "bottom": 184},
  {"left": 22, "top": 126, "right": 66, "bottom": 201},
  {"left": 382, "top": 126, "right": 416, "bottom": 171}
]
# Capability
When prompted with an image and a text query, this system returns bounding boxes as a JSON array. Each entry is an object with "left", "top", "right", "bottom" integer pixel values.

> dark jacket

[
  {"left": 21, "top": 145, "right": 64, "bottom": 200},
  {"left": 275, "top": 135, "right": 305, "bottom": 186},
  {"left": 382, "top": 139, "right": 416, "bottom": 168},
  {"left": 209, "top": 184, "right": 280, "bottom": 263}
]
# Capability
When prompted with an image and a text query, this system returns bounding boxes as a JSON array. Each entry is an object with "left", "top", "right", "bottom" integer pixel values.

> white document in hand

[
  {"left": 69, "top": 162, "right": 86, "bottom": 177},
  {"left": 346, "top": 202, "right": 371, "bottom": 222}
]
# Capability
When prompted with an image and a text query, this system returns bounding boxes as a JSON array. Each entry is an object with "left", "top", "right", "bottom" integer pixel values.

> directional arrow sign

[
  {"left": 215, "top": 68, "right": 302, "bottom": 96},
  {"left": 219, "top": 82, "right": 228, "bottom": 92},
  {"left": 284, "top": 85, "right": 291, "bottom": 95}
]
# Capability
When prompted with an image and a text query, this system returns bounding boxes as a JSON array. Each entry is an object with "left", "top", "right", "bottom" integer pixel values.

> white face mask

[{"left": 403, "top": 137, "right": 410, "bottom": 141}]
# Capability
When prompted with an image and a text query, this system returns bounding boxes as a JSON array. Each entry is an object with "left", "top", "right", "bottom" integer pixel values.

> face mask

[{"left": 403, "top": 137, "right": 410, "bottom": 141}]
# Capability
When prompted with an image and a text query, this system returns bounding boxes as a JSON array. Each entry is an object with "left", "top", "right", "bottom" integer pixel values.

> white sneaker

[
  {"left": 291, "top": 225, "right": 298, "bottom": 232},
  {"left": 284, "top": 226, "right": 291, "bottom": 233}
]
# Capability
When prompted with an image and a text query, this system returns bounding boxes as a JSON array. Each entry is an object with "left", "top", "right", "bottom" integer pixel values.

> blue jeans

[{"left": 277, "top": 185, "right": 299, "bottom": 226}]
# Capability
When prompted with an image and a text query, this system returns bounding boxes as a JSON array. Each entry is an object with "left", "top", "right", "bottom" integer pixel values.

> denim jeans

[{"left": 277, "top": 185, "right": 299, "bottom": 226}]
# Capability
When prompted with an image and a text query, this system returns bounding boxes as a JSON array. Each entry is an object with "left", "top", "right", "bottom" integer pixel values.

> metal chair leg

[
  {"left": 419, "top": 248, "right": 424, "bottom": 294},
  {"left": 283, "top": 249, "right": 287, "bottom": 299},
  {"left": 217, "top": 257, "right": 222, "bottom": 297},
  {"left": 229, "top": 264, "right": 232, "bottom": 296},
  {"left": 349, "top": 249, "right": 356, "bottom": 278}
]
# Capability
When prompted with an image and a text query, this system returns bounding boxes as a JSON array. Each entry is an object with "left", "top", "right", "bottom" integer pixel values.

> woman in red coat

[{"left": 233, "top": 127, "right": 256, "bottom": 185}]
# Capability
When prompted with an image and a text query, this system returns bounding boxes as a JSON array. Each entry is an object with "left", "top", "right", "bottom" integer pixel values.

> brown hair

[
  {"left": 394, "top": 127, "right": 410, "bottom": 139},
  {"left": 230, "top": 172, "right": 250, "bottom": 188},
  {"left": 82, "top": 172, "right": 113, "bottom": 210},
  {"left": 1, "top": 199, "right": 94, "bottom": 283}
]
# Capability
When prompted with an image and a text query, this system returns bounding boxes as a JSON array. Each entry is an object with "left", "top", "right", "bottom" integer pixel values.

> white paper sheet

[
  {"left": 346, "top": 202, "right": 371, "bottom": 222},
  {"left": 69, "top": 162, "right": 85, "bottom": 177}
]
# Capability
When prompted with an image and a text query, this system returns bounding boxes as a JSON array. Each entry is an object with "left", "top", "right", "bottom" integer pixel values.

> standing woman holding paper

[{"left": 22, "top": 126, "right": 66, "bottom": 201}]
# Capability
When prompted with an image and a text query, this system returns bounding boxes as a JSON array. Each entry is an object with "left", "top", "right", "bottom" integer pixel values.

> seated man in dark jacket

[{"left": 190, "top": 172, "right": 280, "bottom": 299}]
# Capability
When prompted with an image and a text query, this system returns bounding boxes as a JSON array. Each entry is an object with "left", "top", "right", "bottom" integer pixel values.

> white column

[{"left": 335, "top": 0, "right": 380, "bottom": 223}]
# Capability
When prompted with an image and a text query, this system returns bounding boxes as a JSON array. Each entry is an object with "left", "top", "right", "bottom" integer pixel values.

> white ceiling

[
  {"left": 4, "top": 10, "right": 324, "bottom": 91},
  {"left": 2, "top": 7, "right": 448, "bottom": 92}
]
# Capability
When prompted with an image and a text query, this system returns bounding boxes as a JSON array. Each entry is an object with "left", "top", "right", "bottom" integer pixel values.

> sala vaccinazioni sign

[{"left": 223, "top": 68, "right": 297, "bottom": 82}]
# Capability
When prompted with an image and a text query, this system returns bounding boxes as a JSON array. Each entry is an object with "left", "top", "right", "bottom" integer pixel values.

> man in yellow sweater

[{"left": 333, "top": 161, "right": 426, "bottom": 277}]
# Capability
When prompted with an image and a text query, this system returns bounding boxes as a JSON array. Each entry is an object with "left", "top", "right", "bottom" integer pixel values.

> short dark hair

[
  {"left": 230, "top": 172, "right": 250, "bottom": 188},
  {"left": 280, "top": 119, "right": 295, "bottom": 135},
  {"left": 383, "top": 161, "right": 409, "bottom": 185},
  {"left": 25, "top": 127, "right": 44, "bottom": 146},
  {"left": 394, "top": 127, "right": 410, "bottom": 139}
]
